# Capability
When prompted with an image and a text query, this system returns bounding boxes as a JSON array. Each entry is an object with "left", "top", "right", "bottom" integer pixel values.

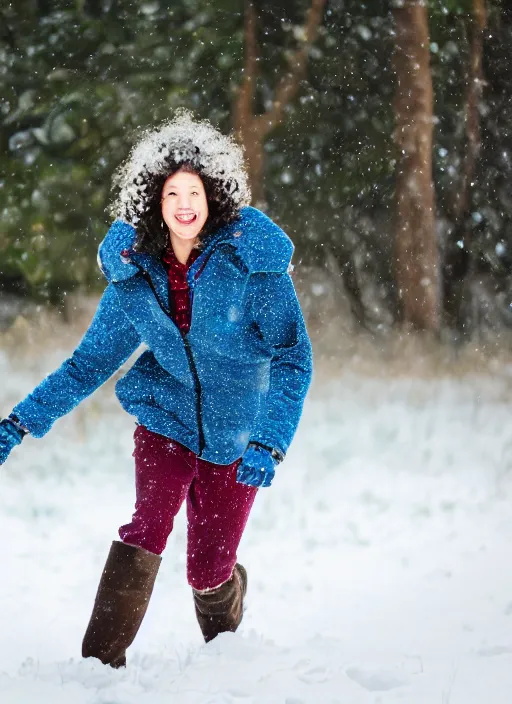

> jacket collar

[
  {"left": 97, "top": 206, "right": 294, "bottom": 286},
  {"left": 200, "top": 206, "right": 294, "bottom": 274}
]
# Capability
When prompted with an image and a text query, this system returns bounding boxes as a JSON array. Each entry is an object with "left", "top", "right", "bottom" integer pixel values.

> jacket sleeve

[
  {"left": 12, "top": 284, "right": 141, "bottom": 438},
  {"left": 248, "top": 272, "right": 313, "bottom": 456}
]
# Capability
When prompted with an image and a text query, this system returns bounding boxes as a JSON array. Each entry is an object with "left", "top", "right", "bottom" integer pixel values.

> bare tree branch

[
  {"left": 256, "top": 0, "right": 327, "bottom": 137},
  {"left": 233, "top": 0, "right": 326, "bottom": 203}
]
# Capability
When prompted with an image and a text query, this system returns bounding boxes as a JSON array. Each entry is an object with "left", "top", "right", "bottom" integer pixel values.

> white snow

[{"left": 2, "top": 339, "right": 512, "bottom": 703}]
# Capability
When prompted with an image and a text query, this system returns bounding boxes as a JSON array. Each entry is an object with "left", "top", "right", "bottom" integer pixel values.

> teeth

[{"left": 176, "top": 214, "right": 195, "bottom": 223}]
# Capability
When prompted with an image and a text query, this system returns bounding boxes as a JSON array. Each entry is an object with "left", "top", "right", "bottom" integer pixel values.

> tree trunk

[
  {"left": 234, "top": 1, "right": 266, "bottom": 205},
  {"left": 392, "top": 1, "right": 440, "bottom": 331}
]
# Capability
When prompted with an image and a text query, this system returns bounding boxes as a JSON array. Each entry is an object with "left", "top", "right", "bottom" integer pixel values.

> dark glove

[
  {"left": 0, "top": 417, "right": 26, "bottom": 465},
  {"left": 236, "top": 444, "right": 278, "bottom": 488}
]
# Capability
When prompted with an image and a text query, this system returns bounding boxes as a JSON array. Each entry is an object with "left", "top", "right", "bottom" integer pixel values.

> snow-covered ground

[{"left": 2, "top": 335, "right": 512, "bottom": 703}]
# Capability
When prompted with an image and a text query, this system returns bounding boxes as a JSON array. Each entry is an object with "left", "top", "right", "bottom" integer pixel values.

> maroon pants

[{"left": 118, "top": 425, "right": 257, "bottom": 591}]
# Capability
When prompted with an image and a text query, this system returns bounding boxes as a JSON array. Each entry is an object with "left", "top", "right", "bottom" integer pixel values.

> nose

[{"left": 177, "top": 193, "right": 192, "bottom": 210}]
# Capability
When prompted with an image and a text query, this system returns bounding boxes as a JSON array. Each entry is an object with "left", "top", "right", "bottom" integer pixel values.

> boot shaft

[
  {"left": 82, "top": 541, "right": 161, "bottom": 667},
  {"left": 193, "top": 563, "right": 247, "bottom": 642}
]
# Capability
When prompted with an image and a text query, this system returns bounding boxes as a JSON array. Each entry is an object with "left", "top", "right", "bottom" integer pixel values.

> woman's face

[{"left": 161, "top": 170, "right": 209, "bottom": 242}]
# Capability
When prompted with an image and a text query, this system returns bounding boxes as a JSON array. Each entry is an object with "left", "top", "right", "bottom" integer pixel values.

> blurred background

[{"left": 2, "top": 0, "right": 512, "bottom": 363}]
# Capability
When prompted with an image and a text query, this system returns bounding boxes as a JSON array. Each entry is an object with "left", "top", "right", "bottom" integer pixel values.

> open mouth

[{"left": 175, "top": 213, "right": 197, "bottom": 225}]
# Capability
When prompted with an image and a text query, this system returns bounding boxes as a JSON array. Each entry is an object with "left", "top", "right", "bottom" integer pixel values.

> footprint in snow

[
  {"left": 293, "top": 658, "right": 331, "bottom": 683},
  {"left": 477, "top": 645, "right": 512, "bottom": 657},
  {"left": 345, "top": 666, "right": 408, "bottom": 692},
  {"left": 226, "top": 688, "right": 252, "bottom": 699}
]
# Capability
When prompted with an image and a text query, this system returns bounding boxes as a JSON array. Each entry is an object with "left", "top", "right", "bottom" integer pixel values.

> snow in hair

[{"left": 110, "top": 109, "right": 251, "bottom": 224}]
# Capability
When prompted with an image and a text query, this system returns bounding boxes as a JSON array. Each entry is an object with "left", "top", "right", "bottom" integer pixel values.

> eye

[{"left": 191, "top": 191, "right": 199, "bottom": 196}]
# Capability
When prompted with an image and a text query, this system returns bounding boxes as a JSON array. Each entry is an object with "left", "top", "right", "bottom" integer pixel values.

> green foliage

[
  {"left": 0, "top": 0, "right": 244, "bottom": 298},
  {"left": 0, "top": 0, "right": 395, "bottom": 298},
  {"left": 1, "top": 0, "right": 512, "bottom": 335}
]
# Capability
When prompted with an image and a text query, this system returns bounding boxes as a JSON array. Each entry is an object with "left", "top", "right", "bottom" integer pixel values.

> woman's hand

[
  {"left": 236, "top": 444, "right": 277, "bottom": 488},
  {"left": 0, "top": 418, "right": 25, "bottom": 465}
]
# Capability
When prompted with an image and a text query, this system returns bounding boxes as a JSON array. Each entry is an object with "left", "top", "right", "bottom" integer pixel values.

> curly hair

[
  {"left": 108, "top": 110, "right": 251, "bottom": 257},
  {"left": 129, "top": 161, "right": 241, "bottom": 257}
]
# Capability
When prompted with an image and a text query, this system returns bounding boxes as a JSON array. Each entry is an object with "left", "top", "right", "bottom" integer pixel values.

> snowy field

[{"left": 2, "top": 323, "right": 512, "bottom": 703}]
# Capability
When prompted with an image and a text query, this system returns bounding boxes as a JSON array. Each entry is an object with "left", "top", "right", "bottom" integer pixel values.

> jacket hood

[
  {"left": 97, "top": 207, "right": 294, "bottom": 283},
  {"left": 109, "top": 109, "right": 251, "bottom": 226},
  {"left": 216, "top": 206, "right": 294, "bottom": 274}
]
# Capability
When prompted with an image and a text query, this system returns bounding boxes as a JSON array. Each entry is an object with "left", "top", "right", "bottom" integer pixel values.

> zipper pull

[{"left": 120, "top": 248, "right": 133, "bottom": 264}]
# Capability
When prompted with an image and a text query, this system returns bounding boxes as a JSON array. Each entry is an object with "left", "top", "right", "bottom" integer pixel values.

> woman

[{"left": 0, "top": 111, "right": 313, "bottom": 667}]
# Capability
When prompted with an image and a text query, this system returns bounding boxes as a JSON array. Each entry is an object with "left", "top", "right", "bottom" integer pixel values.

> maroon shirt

[{"left": 162, "top": 247, "right": 201, "bottom": 334}]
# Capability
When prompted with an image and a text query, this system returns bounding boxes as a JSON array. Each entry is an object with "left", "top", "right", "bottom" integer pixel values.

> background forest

[{"left": 1, "top": 0, "right": 511, "bottom": 346}]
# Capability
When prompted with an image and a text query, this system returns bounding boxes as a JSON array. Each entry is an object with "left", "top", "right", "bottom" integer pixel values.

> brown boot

[
  {"left": 192, "top": 563, "right": 247, "bottom": 642},
  {"left": 82, "top": 540, "right": 161, "bottom": 668}
]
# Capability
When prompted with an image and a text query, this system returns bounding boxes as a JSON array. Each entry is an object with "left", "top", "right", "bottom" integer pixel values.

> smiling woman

[
  {"left": 0, "top": 109, "right": 313, "bottom": 669},
  {"left": 161, "top": 169, "right": 209, "bottom": 263},
  {"left": 109, "top": 109, "right": 249, "bottom": 259}
]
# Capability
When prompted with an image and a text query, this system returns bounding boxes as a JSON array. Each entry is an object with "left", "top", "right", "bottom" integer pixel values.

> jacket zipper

[
  {"left": 133, "top": 263, "right": 206, "bottom": 457},
  {"left": 181, "top": 334, "right": 205, "bottom": 456}
]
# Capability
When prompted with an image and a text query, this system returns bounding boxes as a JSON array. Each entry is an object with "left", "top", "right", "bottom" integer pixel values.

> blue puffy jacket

[{"left": 12, "top": 207, "right": 313, "bottom": 464}]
